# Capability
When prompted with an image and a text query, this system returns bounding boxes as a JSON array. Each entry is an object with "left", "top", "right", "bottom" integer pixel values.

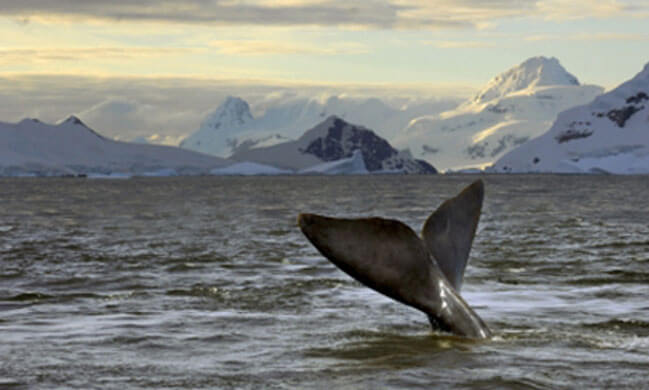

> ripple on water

[{"left": 2, "top": 176, "right": 649, "bottom": 389}]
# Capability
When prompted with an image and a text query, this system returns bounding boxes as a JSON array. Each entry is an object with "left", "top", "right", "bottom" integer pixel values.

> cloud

[
  {"left": 0, "top": 0, "right": 407, "bottom": 28},
  {"left": 0, "top": 0, "right": 564, "bottom": 30},
  {"left": 525, "top": 32, "right": 649, "bottom": 41},
  {"left": 423, "top": 40, "right": 496, "bottom": 48},
  {"left": 1, "top": 0, "right": 643, "bottom": 31},
  {"left": 209, "top": 40, "right": 367, "bottom": 55},
  {"left": 0, "top": 47, "right": 203, "bottom": 65},
  {"left": 76, "top": 98, "right": 196, "bottom": 143},
  {"left": 535, "top": 0, "right": 640, "bottom": 20},
  {"left": 142, "top": 133, "right": 187, "bottom": 146},
  {"left": 0, "top": 74, "right": 468, "bottom": 143}
]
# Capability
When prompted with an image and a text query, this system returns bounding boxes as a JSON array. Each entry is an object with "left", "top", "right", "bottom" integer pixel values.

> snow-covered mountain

[
  {"left": 393, "top": 57, "right": 604, "bottom": 171},
  {"left": 231, "top": 116, "right": 437, "bottom": 174},
  {"left": 0, "top": 116, "right": 228, "bottom": 176},
  {"left": 491, "top": 62, "right": 649, "bottom": 174},
  {"left": 180, "top": 95, "right": 457, "bottom": 158},
  {"left": 299, "top": 149, "right": 368, "bottom": 175},
  {"left": 179, "top": 96, "right": 278, "bottom": 157}
]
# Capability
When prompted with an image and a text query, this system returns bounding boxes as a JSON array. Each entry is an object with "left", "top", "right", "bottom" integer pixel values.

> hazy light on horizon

[{"left": 1, "top": 0, "right": 647, "bottom": 140}]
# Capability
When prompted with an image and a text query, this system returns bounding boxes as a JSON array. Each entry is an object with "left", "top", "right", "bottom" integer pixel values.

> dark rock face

[
  {"left": 555, "top": 129, "right": 593, "bottom": 143},
  {"left": 67, "top": 116, "right": 85, "bottom": 126},
  {"left": 303, "top": 118, "right": 396, "bottom": 171},
  {"left": 62, "top": 115, "right": 105, "bottom": 140},
  {"left": 465, "top": 135, "right": 528, "bottom": 160},
  {"left": 487, "top": 104, "right": 508, "bottom": 114},
  {"left": 415, "top": 159, "right": 437, "bottom": 174},
  {"left": 466, "top": 143, "right": 487, "bottom": 159},
  {"left": 303, "top": 117, "right": 436, "bottom": 174},
  {"left": 592, "top": 91, "right": 647, "bottom": 128},
  {"left": 422, "top": 145, "right": 440, "bottom": 155},
  {"left": 490, "top": 135, "right": 529, "bottom": 157},
  {"left": 555, "top": 120, "right": 594, "bottom": 143},
  {"left": 606, "top": 106, "right": 642, "bottom": 128},
  {"left": 626, "top": 92, "right": 648, "bottom": 105}
]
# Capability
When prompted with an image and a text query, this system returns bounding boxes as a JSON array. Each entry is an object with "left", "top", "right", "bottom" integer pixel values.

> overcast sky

[{"left": 1, "top": 0, "right": 648, "bottom": 140}]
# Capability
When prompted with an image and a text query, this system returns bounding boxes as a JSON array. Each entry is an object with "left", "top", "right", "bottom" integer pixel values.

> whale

[{"left": 297, "top": 179, "right": 491, "bottom": 339}]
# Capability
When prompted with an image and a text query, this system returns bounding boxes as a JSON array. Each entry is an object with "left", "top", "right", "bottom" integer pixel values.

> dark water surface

[{"left": 1, "top": 175, "right": 649, "bottom": 389}]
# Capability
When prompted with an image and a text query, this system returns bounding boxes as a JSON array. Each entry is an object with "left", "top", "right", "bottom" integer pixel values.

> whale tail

[
  {"left": 422, "top": 179, "right": 484, "bottom": 291},
  {"left": 297, "top": 180, "right": 490, "bottom": 339}
]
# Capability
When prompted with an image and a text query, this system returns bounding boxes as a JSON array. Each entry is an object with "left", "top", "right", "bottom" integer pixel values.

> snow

[
  {"left": 392, "top": 57, "right": 603, "bottom": 172},
  {"left": 491, "top": 61, "right": 649, "bottom": 174},
  {"left": 87, "top": 172, "right": 132, "bottom": 179},
  {"left": 180, "top": 95, "right": 456, "bottom": 158},
  {"left": 446, "top": 168, "right": 484, "bottom": 175},
  {"left": 472, "top": 57, "right": 580, "bottom": 104},
  {"left": 131, "top": 136, "right": 150, "bottom": 144},
  {"left": 229, "top": 115, "right": 435, "bottom": 174},
  {"left": 299, "top": 149, "right": 368, "bottom": 175},
  {"left": 139, "top": 168, "right": 179, "bottom": 177},
  {"left": 180, "top": 96, "right": 257, "bottom": 157},
  {"left": 210, "top": 161, "right": 292, "bottom": 176},
  {"left": 0, "top": 114, "right": 409, "bottom": 177},
  {"left": 229, "top": 116, "right": 350, "bottom": 171},
  {"left": 0, "top": 116, "right": 229, "bottom": 177},
  {"left": 569, "top": 153, "right": 649, "bottom": 175}
]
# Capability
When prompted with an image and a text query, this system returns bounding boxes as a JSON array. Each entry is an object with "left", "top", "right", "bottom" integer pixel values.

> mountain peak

[
  {"left": 323, "top": 114, "right": 344, "bottom": 124},
  {"left": 222, "top": 96, "right": 248, "bottom": 109},
  {"left": 18, "top": 118, "right": 42, "bottom": 126},
  {"left": 473, "top": 56, "right": 580, "bottom": 104},
  {"left": 201, "top": 96, "right": 253, "bottom": 131},
  {"left": 59, "top": 115, "right": 88, "bottom": 128}
]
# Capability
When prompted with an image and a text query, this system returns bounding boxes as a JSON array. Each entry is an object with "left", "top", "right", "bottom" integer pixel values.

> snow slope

[
  {"left": 0, "top": 116, "right": 228, "bottom": 176},
  {"left": 180, "top": 95, "right": 456, "bottom": 158},
  {"left": 393, "top": 57, "right": 603, "bottom": 171},
  {"left": 210, "top": 161, "right": 292, "bottom": 176},
  {"left": 491, "top": 62, "right": 649, "bottom": 174},
  {"left": 179, "top": 96, "right": 284, "bottom": 157},
  {"left": 231, "top": 116, "right": 437, "bottom": 174},
  {"left": 299, "top": 149, "right": 368, "bottom": 175}
]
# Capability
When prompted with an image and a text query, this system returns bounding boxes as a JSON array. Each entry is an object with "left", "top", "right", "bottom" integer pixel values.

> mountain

[
  {"left": 472, "top": 56, "right": 580, "bottom": 104},
  {"left": 230, "top": 116, "right": 437, "bottom": 174},
  {"left": 491, "top": 62, "right": 649, "bottom": 174},
  {"left": 299, "top": 149, "right": 368, "bottom": 175},
  {"left": 0, "top": 116, "right": 228, "bottom": 176},
  {"left": 392, "top": 57, "right": 604, "bottom": 171},
  {"left": 180, "top": 95, "right": 458, "bottom": 158},
  {"left": 179, "top": 96, "right": 275, "bottom": 157}
]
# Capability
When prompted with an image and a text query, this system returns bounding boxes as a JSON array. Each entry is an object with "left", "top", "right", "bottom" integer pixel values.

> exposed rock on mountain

[
  {"left": 393, "top": 57, "right": 603, "bottom": 171},
  {"left": 232, "top": 116, "right": 437, "bottom": 174},
  {"left": 491, "top": 62, "right": 649, "bottom": 174}
]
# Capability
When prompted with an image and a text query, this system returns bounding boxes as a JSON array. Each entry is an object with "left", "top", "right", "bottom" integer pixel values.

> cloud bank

[
  {"left": 0, "top": 74, "right": 468, "bottom": 144},
  {"left": 2, "top": 0, "right": 643, "bottom": 30}
]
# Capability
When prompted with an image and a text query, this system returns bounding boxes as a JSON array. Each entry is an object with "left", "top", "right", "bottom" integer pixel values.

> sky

[{"left": 1, "top": 0, "right": 648, "bottom": 141}]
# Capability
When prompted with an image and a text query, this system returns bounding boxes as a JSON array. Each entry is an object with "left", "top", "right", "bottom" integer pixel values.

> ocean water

[{"left": 1, "top": 175, "right": 649, "bottom": 389}]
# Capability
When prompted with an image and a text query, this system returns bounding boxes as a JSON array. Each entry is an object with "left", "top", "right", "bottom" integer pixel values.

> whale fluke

[
  {"left": 297, "top": 180, "right": 491, "bottom": 339},
  {"left": 422, "top": 179, "right": 483, "bottom": 291}
]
